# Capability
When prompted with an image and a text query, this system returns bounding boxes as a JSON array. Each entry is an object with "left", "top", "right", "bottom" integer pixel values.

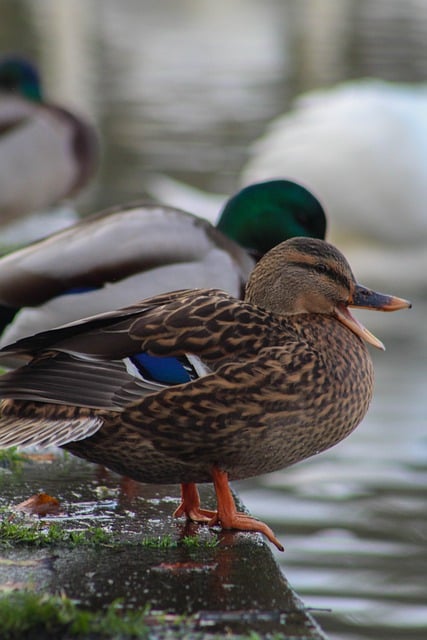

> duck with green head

[
  {"left": 0, "top": 56, "right": 98, "bottom": 222},
  {"left": 0, "top": 237, "right": 410, "bottom": 550},
  {"left": 0, "top": 179, "right": 326, "bottom": 349}
]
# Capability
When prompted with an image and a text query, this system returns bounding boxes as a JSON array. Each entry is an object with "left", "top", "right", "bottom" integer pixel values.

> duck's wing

[
  {"left": 0, "top": 204, "right": 253, "bottom": 308},
  {"left": 0, "top": 287, "right": 266, "bottom": 411},
  {"left": 0, "top": 294, "right": 170, "bottom": 447},
  {"left": 0, "top": 204, "right": 254, "bottom": 346},
  {"left": 0, "top": 352, "right": 165, "bottom": 409},
  {"left": 0, "top": 399, "right": 105, "bottom": 449},
  {"left": 0, "top": 289, "right": 282, "bottom": 449},
  {"left": 0, "top": 289, "right": 263, "bottom": 362},
  {"left": 0, "top": 342, "right": 302, "bottom": 453}
]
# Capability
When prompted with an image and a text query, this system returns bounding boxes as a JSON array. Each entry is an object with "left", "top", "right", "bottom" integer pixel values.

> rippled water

[{"left": 2, "top": 2, "right": 427, "bottom": 639}]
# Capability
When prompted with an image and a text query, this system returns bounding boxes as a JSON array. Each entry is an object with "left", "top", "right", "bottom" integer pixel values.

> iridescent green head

[
  {"left": 0, "top": 56, "right": 42, "bottom": 102},
  {"left": 217, "top": 180, "right": 327, "bottom": 259}
]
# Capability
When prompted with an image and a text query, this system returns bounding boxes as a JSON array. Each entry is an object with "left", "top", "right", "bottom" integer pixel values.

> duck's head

[
  {"left": 245, "top": 237, "right": 411, "bottom": 349},
  {"left": 0, "top": 56, "right": 42, "bottom": 102},
  {"left": 216, "top": 180, "right": 327, "bottom": 259}
]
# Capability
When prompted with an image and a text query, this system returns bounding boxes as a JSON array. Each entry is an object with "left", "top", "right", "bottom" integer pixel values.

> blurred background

[{"left": 1, "top": 1, "right": 426, "bottom": 639}]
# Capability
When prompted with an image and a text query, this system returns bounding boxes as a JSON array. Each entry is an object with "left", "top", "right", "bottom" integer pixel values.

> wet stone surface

[{"left": 0, "top": 454, "right": 326, "bottom": 638}]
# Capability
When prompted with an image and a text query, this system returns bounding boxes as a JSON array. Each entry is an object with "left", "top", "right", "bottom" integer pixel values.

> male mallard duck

[
  {"left": 0, "top": 56, "right": 98, "bottom": 222},
  {"left": 0, "top": 238, "right": 410, "bottom": 550},
  {"left": 241, "top": 79, "right": 427, "bottom": 293},
  {"left": 0, "top": 180, "right": 326, "bottom": 347}
]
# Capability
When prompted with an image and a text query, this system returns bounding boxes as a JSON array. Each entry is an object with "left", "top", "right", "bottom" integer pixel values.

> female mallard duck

[
  {"left": 241, "top": 79, "right": 427, "bottom": 293},
  {"left": 0, "top": 179, "right": 326, "bottom": 347},
  {"left": 0, "top": 56, "right": 98, "bottom": 222},
  {"left": 0, "top": 238, "right": 410, "bottom": 550}
]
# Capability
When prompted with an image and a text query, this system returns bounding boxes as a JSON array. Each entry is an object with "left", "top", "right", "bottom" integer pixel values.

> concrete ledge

[{"left": 0, "top": 454, "right": 327, "bottom": 639}]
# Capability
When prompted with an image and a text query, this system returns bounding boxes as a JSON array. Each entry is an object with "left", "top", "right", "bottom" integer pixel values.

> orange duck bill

[{"left": 335, "top": 284, "right": 411, "bottom": 351}]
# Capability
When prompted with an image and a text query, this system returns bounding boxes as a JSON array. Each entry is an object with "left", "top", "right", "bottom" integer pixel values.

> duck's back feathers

[
  {"left": 0, "top": 205, "right": 250, "bottom": 307},
  {"left": 0, "top": 353, "right": 164, "bottom": 409},
  {"left": 0, "top": 95, "right": 97, "bottom": 221},
  {"left": 0, "top": 288, "right": 268, "bottom": 363},
  {"left": 0, "top": 205, "right": 254, "bottom": 346}
]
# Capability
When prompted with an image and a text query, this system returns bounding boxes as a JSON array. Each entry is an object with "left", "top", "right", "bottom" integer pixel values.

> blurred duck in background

[
  {"left": 241, "top": 79, "right": 427, "bottom": 294},
  {"left": 0, "top": 56, "right": 98, "bottom": 228},
  {"left": 0, "top": 180, "right": 326, "bottom": 350},
  {"left": 148, "top": 79, "right": 427, "bottom": 295}
]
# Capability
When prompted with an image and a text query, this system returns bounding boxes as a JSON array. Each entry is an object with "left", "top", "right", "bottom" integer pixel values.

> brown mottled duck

[{"left": 0, "top": 238, "right": 410, "bottom": 550}]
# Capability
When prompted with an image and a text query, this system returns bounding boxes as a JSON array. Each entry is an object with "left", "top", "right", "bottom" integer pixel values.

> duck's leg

[
  {"left": 210, "top": 467, "right": 284, "bottom": 552},
  {"left": 173, "top": 482, "right": 217, "bottom": 522}
]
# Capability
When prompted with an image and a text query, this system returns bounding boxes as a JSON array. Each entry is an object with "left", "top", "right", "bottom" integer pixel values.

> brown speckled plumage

[
  {"left": 0, "top": 238, "right": 410, "bottom": 549},
  {"left": 58, "top": 315, "right": 372, "bottom": 484}
]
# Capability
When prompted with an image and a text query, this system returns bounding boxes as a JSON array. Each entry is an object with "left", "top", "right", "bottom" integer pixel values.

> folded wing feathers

[
  {"left": 0, "top": 414, "right": 103, "bottom": 448},
  {"left": 0, "top": 289, "right": 233, "bottom": 361},
  {"left": 0, "top": 354, "right": 162, "bottom": 409},
  {"left": 0, "top": 291, "right": 228, "bottom": 450}
]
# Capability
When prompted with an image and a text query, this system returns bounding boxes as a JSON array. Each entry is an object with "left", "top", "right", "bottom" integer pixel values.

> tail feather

[{"left": 0, "top": 414, "right": 103, "bottom": 448}]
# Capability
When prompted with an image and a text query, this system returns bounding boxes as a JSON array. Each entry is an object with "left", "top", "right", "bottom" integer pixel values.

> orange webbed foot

[
  {"left": 174, "top": 482, "right": 217, "bottom": 523},
  {"left": 211, "top": 467, "right": 284, "bottom": 552}
]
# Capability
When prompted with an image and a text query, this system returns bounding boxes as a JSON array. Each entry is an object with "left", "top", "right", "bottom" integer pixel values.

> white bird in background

[{"left": 241, "top": 79, "right": 427, "bottom": 294}]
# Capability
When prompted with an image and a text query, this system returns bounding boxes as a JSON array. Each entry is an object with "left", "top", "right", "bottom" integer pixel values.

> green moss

[
  {"left": 0, "top": 591, "right": 286, "bottom": 639},
  {"left": 0, "top": 516, "right": 219, "bottom": 550},
  {"left": 0, "top": 519, "right": 112, "bottom": 547},
  {"left": 0, "top": 592, "right": 150, "bottom": 639},
  {"left": 181, "top": 535, "right": 219, "bottom": 549},
  {"left": 140, "top": 534, "right": 177, "bottom": 548},
  {"left": 0, "top": 447, "right": 26, "bottom": 472}
]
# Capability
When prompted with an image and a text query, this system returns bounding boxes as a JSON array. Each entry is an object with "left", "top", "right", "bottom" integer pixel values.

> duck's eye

[{"left": 314, "top": 263, "right": 327, "bottom": 274}]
